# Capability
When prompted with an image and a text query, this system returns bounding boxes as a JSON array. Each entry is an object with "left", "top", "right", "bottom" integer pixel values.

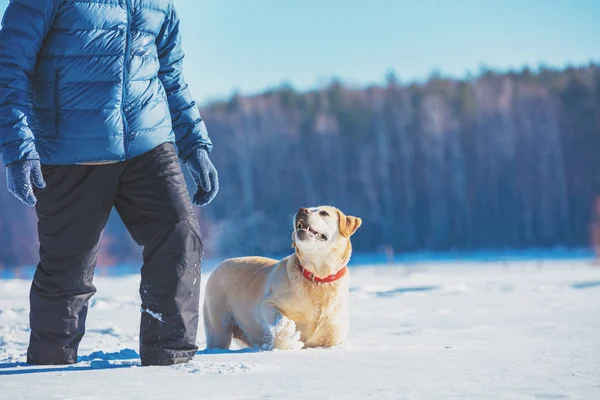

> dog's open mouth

[{"left": 296, "top": 219, "right": 328, "bottom": 241}]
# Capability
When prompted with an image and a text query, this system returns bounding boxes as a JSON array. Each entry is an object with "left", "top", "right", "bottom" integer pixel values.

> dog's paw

[{"left": 264, "top": 316, "right": 304, "bottom": 350}]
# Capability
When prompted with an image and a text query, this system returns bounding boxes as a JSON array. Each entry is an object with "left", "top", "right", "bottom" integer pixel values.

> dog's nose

[{"left": 298, "top": 207, "right": 309, "bottom": 215}]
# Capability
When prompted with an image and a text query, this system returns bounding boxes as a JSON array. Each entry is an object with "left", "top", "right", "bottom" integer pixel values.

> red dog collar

[{"left": 299, "top": 264, "right": 347, "bottom": 283}]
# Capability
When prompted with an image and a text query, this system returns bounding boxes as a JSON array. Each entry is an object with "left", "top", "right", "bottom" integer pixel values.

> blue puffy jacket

[{"left": 0, "top": 0, "right": 212, "bottom": 165}]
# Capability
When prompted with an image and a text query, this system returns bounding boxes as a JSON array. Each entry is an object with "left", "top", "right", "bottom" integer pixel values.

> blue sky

[{"left": 1, "top": 0, "right": 599, "bottom": 104}]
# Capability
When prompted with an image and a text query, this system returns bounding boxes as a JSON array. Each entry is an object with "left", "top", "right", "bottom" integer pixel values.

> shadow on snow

[{"left": 0, "top": 349, "right": 140, "bottom": 375}]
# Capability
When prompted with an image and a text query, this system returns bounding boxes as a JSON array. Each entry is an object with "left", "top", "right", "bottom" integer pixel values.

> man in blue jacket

[{"left": 0, "top": 0, "right": 218, "bottom": 366}]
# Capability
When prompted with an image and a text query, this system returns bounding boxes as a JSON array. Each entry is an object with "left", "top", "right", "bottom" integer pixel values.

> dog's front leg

[{"left": 258, "top": 301, "right": 304, "bottom": 350}]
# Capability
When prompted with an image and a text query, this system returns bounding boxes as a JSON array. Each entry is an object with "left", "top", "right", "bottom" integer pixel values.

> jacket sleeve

[
  {"left": 156, "top": 2, "right": 212, "bottom": 160},
  {"left": 0, "top": 0, "right": 58, "bottom": 165}
]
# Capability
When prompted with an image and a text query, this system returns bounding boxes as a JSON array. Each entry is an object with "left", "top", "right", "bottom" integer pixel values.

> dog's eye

[{"left": 319, "top": 210, "right": 330, "bottom": 217}]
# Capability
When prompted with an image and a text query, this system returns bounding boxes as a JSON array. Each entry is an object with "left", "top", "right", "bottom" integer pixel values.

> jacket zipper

[
  {"left": 121, "top": 0, "right": 132, "bottom": 158},
  {"left": 54, "top": 71, "right": 60, "bottom": 135}
]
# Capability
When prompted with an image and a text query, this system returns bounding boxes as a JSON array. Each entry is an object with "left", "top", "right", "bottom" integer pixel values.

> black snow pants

[{"left": 27, "top": 143, "right": 203, "bottom": 366}]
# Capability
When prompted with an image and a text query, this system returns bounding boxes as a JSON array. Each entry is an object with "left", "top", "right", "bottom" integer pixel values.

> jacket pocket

[{"left": 54, "top": 72, "right": 60, "bottom": 135}]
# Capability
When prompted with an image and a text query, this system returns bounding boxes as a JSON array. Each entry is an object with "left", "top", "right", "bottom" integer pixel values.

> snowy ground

[{"left": 1, "top": 260, "right": 600, "bottom": 400}]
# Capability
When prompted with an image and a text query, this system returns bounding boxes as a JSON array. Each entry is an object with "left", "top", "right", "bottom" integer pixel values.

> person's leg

[
  {"left": 28, "top": 164, "right": 121, "bottom": 365},
  {"left": 114, "top": 143, "right": 202, "bottom": 366}
]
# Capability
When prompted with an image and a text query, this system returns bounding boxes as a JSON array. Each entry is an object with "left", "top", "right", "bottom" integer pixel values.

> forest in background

[{"left": 1, "top": 64, "right": 599, "bottom": 267}]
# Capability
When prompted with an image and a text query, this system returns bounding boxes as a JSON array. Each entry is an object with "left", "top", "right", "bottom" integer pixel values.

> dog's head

[{"left": 292, "top": 206, "right": 362, "bottom": 267}]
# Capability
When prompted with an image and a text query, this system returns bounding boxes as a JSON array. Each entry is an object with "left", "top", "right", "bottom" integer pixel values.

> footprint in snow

[
  {"left": 533, "top": 393, "right": 569, "bottom": 399},
  {"left": 87, "top": 326, "right": 121, "bottom": 338},
  {"left": 375, "top": 285, "right": 440, "bottom": 297},
  {"left": 175, "top": 361, "right": 258, "bottom": 374},
  {"left": 570, "top": 280, "right": 600, "bottom": 290}
]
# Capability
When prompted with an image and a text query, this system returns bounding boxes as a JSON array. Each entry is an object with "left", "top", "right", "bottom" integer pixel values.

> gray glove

[
  {"left": 6, "top": 159, "right": 46, "bottom": 206},
  {"left": 185, "top": 148, "right": 219, "bottom": 206}
]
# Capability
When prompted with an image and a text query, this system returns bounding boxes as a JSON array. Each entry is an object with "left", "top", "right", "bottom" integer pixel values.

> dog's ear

[{"left": 337, "top": 210, "right": 362, "bottom": 238}]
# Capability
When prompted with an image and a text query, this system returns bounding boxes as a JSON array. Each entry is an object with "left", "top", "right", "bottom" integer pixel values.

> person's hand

[
  {"left": 185, "top": 148, "right": 219, "bottom": 206},
  {"left": 6, "top": 159, "right": 46, "bottom": 206}
]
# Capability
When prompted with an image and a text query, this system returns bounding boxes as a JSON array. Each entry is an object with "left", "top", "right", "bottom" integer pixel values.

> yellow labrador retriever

[{"left": 203, "top": 206, "right": 362, "bottom": 350}]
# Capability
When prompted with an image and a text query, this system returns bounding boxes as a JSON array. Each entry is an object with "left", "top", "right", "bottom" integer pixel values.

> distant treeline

[{"left": 1, "top": 64, "right": 599, "bottom": 267}]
